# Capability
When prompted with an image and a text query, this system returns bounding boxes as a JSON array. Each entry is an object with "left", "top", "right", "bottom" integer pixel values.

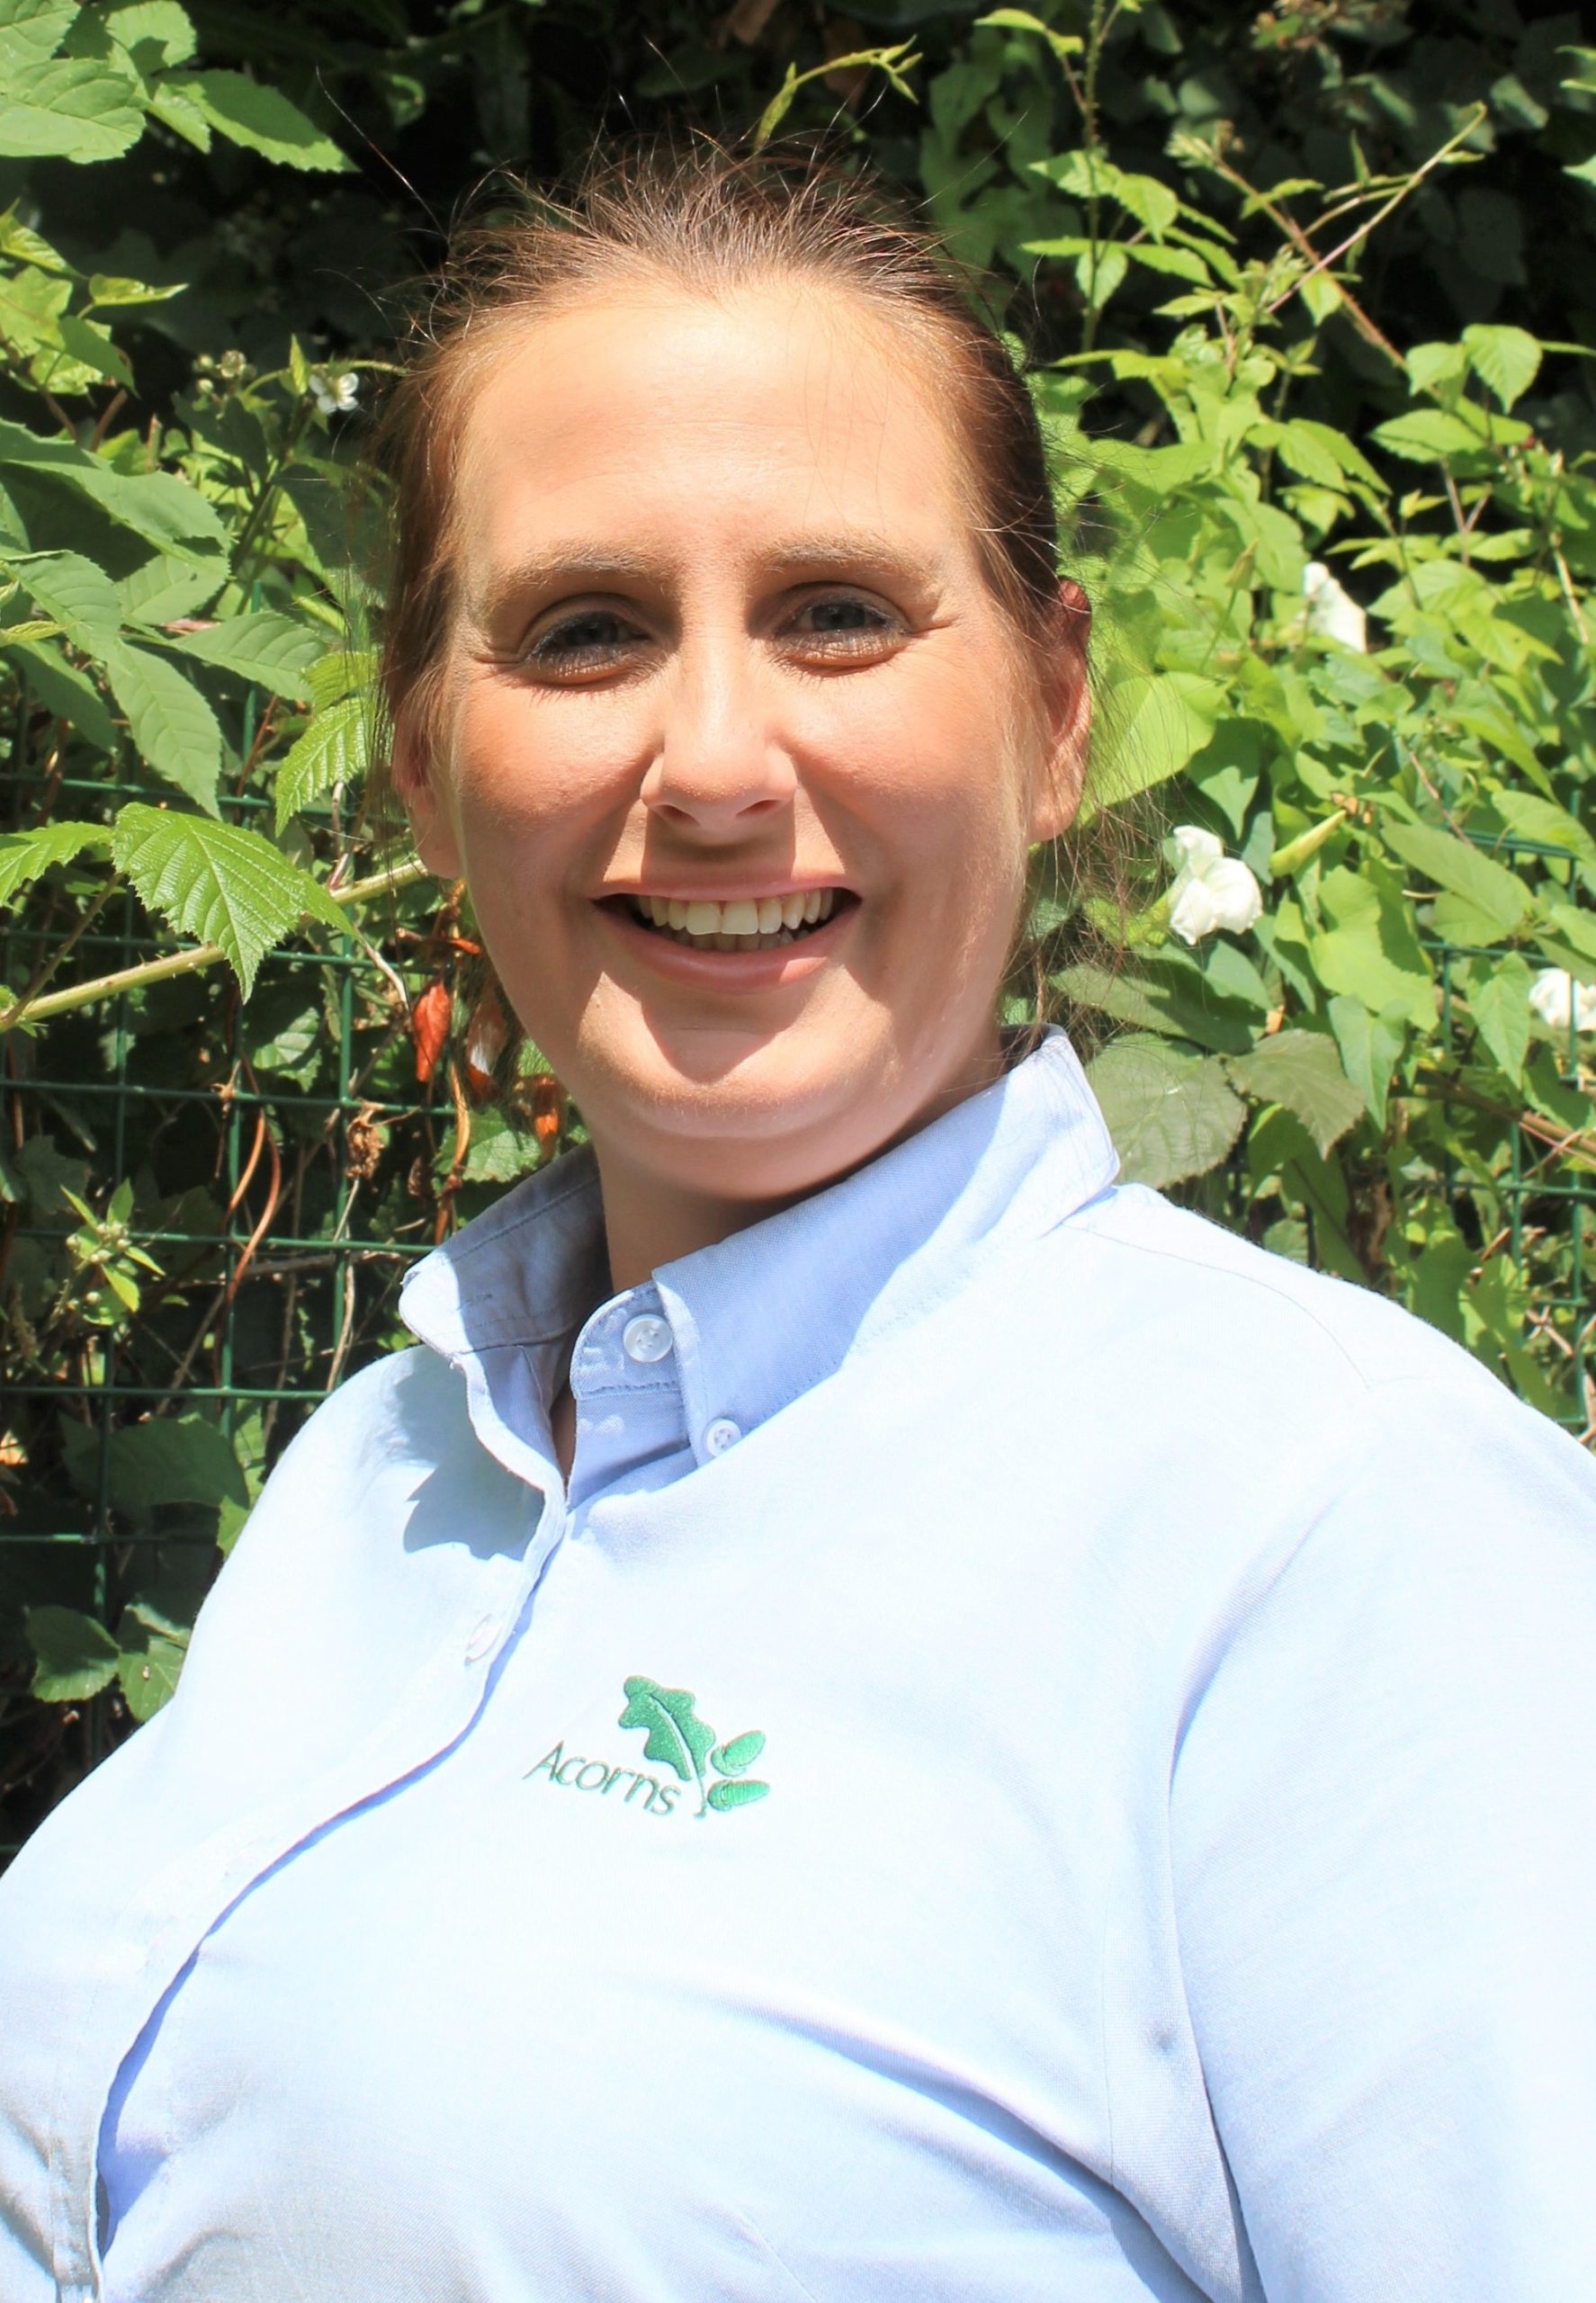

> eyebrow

[{"left": 466, "top": 532, "right": 948, "bottom": 623}]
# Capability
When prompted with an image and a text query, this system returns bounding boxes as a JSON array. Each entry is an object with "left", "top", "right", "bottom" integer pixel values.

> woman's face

[{"left": 400, "top": 279, "right": 1088, "bottom": 1208}]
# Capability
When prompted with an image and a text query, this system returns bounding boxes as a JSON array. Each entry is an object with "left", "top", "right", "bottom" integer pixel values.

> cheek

[{"left": 444, "top": 679, "right": 625, "bottom": 865}]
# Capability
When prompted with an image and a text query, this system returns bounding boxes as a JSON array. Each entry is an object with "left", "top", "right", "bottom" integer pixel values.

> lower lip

[{"left": 597, "top": 901, "right": 855, "bottom": 990}]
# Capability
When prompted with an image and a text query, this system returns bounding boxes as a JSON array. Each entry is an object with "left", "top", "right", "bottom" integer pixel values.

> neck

[{"left": 590, "top": 1028, "right": 1018, "bottom": 1296}]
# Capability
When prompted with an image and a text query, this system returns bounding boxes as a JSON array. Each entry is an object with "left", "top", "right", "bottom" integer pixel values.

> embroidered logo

[{"left": 525, "top": 1673, "right": 770, "bottom": 1818}]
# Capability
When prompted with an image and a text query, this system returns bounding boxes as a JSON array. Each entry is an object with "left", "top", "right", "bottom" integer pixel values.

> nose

[{"left": 640, "top": 637, "right": 796, "bottom": 837}]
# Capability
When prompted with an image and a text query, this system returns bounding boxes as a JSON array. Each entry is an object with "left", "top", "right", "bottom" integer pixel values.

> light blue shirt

[{"left": 3, "top": 1027, "right": 1594, "bottom": 2302}]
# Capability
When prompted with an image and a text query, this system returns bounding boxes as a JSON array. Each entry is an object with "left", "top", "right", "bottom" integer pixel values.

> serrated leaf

[
  {"left": 3, "top": 634, "right": 117, "bottom": 748},
  {"left": 117, "top": 552, "right": 223, "bottom": 624},
  {"left": 103, "top": 639, "right": 220, "bottom": 811},
  {"left": 9, "top": 548, "right": 121, "bottom": 655},
  {"left": 103, "top": 0, "right": 195, "bottom": 70},
  {"left": 1370, "top": 409, "right": 1490, "bottom": 462},
  {"left": 165, "top": 68, "right": 351, "bottom": 172},
  {"left": 0, "top": 0, "right": 78, "bottom": 68},
  {"left": 1461, "top": 323, "right": 1541, "bottom": 412},
  {"left": 0, "top": 818, "right": 112, "bottom": 906},
  {"left": 169, "top": 611, "right": 320, "bottom": 702},
  {"left": 1085, "top": 1035, "right": 1247, "bottom": 1187},
  {"left": 112, "top": 801, "right": 350, "bottom": 998},
  {"left": 0, "top": 417, "right": 227, "bottom": 561},
  {"left": 1380, "top": 819, "right": 1530, "bottom": 941},
  {"left": 146, "top": 75, "right": 209, "bottom": 149},
  {"left": 306, "top": 648, "right": 377, "bottom": 710},
  {"left": 273, "top": 691, "right": 371, "bottom": 828},
  {"left": 1469, "top": 952, "right": 1531, "bottom": 1085},
  {"left": 1089, "top": 671, "right": 1222, "bottom": 811},
  {"left": 27, "top": 1604, "right": 119, "bottom": 1701},
  {"left": 1310, "top": 865, "right": 1437, "bottom": 1031},
  {"left": 0, "top": 52, "right": 144, "bottom": 162},
  {"left": 1225, "top": 1030, "right": 1365, "bottom": 1156}
]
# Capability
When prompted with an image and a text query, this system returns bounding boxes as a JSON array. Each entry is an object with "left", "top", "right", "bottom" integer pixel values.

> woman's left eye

[{"left": 782, "top": 595, "right": 902, "bottom": 654}]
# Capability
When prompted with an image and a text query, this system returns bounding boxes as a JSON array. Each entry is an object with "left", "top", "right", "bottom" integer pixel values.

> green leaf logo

[{"left": 618, "top": 1676, "right": 769, "bottom": 1818}]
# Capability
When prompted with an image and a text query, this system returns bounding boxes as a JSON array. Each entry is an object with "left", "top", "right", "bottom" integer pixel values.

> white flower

[
  {"left": 1528, "top": 967, "right": 1596, "bottom": 1034},
  {"left": 1303, "top": 560, "right": 1367, "bottom": 652},
  {"left": 1167, "top": 825, "right": 1264, "bottom": 946},
  {"left": 310, "top": 368, "right": 359, "bottom": 416}
]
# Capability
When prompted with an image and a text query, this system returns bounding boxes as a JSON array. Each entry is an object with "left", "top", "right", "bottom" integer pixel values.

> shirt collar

[{"left": 399, "top": 1026, "right": 1118, "bottom": 1456}]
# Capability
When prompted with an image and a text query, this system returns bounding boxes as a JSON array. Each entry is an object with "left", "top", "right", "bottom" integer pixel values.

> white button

[
  {"left": 622, "top": 1313, "right": 673, "bottom": 1364},
  {"left": 463, "top": 1614, "right": 498, "bottom": 1662},
  {"left": 703, "top": 1416, "right": 741, "bottom": 1456}
]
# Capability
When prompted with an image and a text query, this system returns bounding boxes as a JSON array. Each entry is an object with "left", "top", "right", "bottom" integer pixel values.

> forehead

[{"left": 449, "top": 278, "right": 978, "bottom": 592}]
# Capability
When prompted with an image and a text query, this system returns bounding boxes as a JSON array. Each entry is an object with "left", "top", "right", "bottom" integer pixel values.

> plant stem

[{"left": 0, "top": 856, "right": 431, "bottom": 1032}]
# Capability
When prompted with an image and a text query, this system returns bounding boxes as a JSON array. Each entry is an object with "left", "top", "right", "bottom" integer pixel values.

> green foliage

[{"left": 3, "top": 0, "right": 1595, "bottom": 1858}]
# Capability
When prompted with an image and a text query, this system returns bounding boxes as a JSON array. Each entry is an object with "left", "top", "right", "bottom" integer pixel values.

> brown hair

[{"left": 366, "top": 133, "right": 1076, "bottom": 811}]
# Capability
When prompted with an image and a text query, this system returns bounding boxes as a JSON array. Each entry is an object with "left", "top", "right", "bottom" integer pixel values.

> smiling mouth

[{"left": 611, "top": 889, "right": 851, "bottom": 953}]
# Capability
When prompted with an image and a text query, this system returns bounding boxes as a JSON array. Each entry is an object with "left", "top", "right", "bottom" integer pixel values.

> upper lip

[{"left": 596, "top": 880, "right": 854, "bottom": 902}]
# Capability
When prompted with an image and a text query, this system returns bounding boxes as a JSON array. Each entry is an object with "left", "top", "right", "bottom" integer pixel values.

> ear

[
  {"left": 1026, "top": 578, "right": 1092, "bottom": 847},
  {"left": 392, "top": 716, "right": 463, "bottom": 880}
]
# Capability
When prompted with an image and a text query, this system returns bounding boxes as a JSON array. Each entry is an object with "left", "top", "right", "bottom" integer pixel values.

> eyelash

[{"left": 522, "top": 594, "right": 902, "bottom": 674}]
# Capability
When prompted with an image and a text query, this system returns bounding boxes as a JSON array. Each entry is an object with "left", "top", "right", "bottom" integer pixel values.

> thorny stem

[{"left": 0, "top": 856, "right": 432, "bottom": 1032}]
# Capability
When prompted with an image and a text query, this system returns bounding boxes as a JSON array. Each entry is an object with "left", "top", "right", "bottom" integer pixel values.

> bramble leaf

[{"left": 111, "top": 801, "right": 349, "bottom": 998}]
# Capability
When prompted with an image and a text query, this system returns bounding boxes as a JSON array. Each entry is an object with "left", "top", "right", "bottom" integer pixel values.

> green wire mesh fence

[{"left": 1, "top": 752, "right": 566, "bottom": 1864}]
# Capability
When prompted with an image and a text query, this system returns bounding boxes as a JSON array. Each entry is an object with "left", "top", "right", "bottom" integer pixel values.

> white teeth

[{"left": 627, "top": 889, "right": 846, "bottom": 946}]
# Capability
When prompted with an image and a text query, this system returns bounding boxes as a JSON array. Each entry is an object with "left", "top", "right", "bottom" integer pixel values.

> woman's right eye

[{"left": 523, "top": 609, "right": 648, "bottom": 675}]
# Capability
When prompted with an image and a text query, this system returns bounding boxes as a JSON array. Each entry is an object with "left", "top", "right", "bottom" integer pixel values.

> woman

[{"left": 3, "top": 142, "right": 1593, "bottom": 2303}]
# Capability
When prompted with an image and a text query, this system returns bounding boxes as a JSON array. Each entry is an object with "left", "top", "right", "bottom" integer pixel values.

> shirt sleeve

[{"left": 1169, "top": 1372, "right": 1596, "bottom": 2303}]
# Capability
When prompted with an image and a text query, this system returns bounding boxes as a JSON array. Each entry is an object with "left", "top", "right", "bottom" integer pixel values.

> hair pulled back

[{"left": 368, "top": 134, "right": 1068, "bottom": 809}]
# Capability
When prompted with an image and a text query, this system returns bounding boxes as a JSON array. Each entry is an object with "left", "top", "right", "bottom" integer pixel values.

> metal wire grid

[{"left": 1, "top": 757, "right": 443, "bottom": 1859}]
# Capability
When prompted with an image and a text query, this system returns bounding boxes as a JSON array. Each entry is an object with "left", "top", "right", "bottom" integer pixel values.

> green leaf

[
  {"left": 164, "top": 69, "right": 351, "bottom": 172},
  {"left": 54, "top": 313, "right": 134, "bottom": 390},
  {"left": 974, "top": 12, "right": 1081, "bottom": 61},
  {"left": 26, "top": 1604, "right": 119, "bottom": 1701},
  {"left": 711, "top": 1731, "right": 767, "bottom": 1776},
  {"left": 1461, "top": 324, "right": 1541, "bottom": 412},
  {"left": 1326, "top": 997, "right": 1407, "bottom": 1132},
  {"left": 706, "top": 1779, "right": 770, "bottom": 1812},
  {"left": 0, "top": 818, "right": 112, "bottom": 907},
  {"left": 1310, "top": 865, "right": 1437, "bottom": 1031},
  {"left": 117, "top": 552, "right": 224, "bottom": 624},
  {"left": 9, "top": 548, "right": 121, "bottom": 655},
  {"left": 273, "top": 691, "right": 371, "bottom": 828},
  {"left": 306, "top": 648, "right": 377, "bottom": 711},
  {"left": 1379, "top": 819, "right": 1530, "bottom": 941},
  {"left": 0, "top": 0, "right": 77, "bottom": 67},
  {"left": 617, "top": 1674, "right": 715, "bottom": 1785},
  {"left": 2, "top": 635, "right": 117, "bottom": 748},
  {"left": 116, "top": 1619, "right": 186, "bottom": 1721},
  {"left": 1469, "top": 952, "right": 1532, "bottom": 1086},
  {"left": 1089, "top": 671, "right": 1221, "bottom": 810},
  {"left": 1225, "top": 1029, "right": 1366, "bottom": 1155},
  {"left": 169, "top": 611, "right": 320, "bottom": 702},
  {"left": 0, "top": 418, "right": 228, "bottom": 561},
  {"left": 0, "top": 52, "right": 144, "bottom": 161},
  {"left": 1053, "top": 958, "right": 1255, "bottom": 1054},
  {"left": 1369, "top": 409, "right": 1489, "bottom": 462},
  {"left": 1085, "top": 1035, "right": 1247, "bottom": 1187},
  {"left": 101, "top": 1413, "right": 247, "bottom": 1515},
  {"left": 111, "top": 801, "right": 350, "bottom": 999},
  {"left": 103, "top": 639, "right": 221, "bottom": 811},
  {"left": 103, "top": 0, "right": 196, "bottom": 71}
]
